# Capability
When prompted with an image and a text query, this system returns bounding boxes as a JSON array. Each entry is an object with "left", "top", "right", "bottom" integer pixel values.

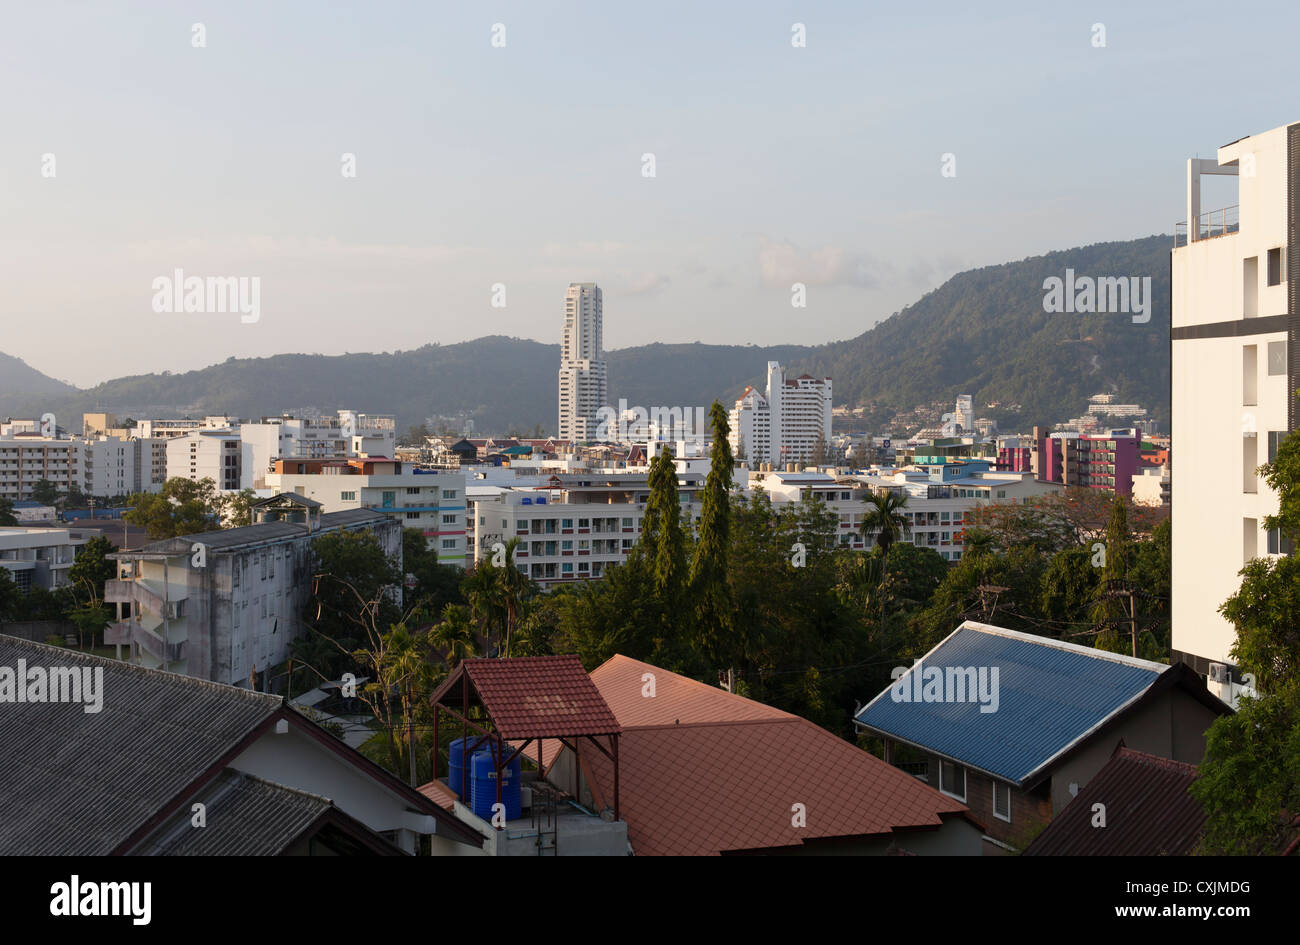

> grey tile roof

[
  {"left": 128, "top": 770, "right": 333, "bottom": 856},
  {"left": 0, "top": 635, "right": 282, "bottom": 855},
  {"left": 116, "top": 508, "right": 390, "bottom": 556}
]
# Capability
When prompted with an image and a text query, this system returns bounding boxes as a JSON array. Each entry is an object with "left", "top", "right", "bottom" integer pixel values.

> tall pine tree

[{"left": 691, "top": 402, "right": 736, "bottom": 670}]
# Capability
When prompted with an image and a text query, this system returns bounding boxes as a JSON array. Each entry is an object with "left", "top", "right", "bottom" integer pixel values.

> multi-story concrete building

[
  {"left": 266, "top": 457, "right": 467, "bottom": 566},
  {"left": 0, "top": 435, "right": 82, "bottom": 503},
  {"left": 1035, "top": 428, "right": 1139, "bottom": 495},
  {"left": 0, "top": 526, "right": 87, "bottom": 592},
  {"left": 82, "top": 435, "right": 136, "bottom": 498},
  {"left": 751, "top": 461, "right": 1062, "bottom": 562},
  {"left": 166, "top": 430, "right": 244, "bottom": 492},
  {"left": 557, "top": 282, "right": 608, "bottom": 443},
  {"left": 1171, "top": 120, "right": 1297, "bottom": 703},
  {"left": 105, "top": 498, "right": 399, "bottom": 688},
  {"left": 239, "top": 411, "right": 396, "bottom": 488},
  {"left": 729, "top": 362, "right": 832, "bottom": 466},
  {"left": 472, "top": 470, "right": 706, "bottom": 586}
]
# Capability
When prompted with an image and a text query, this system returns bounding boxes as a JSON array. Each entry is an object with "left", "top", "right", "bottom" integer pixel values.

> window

[
  {"left": 562, "top": 540, "right": 573, "bottom": 551},
  {"left": 260, "top": 555, "right": 267, "bottom": 580},
  {"left": 382, "top": 490, "right": 396, "bottom": 508},
  {"left": 406, "top": 487, "right": 421, "bottom": 495},
  {"left": 939, "top": 761, "right": 965, "bottom": 801},
  {"left": 992, "top": 782, "right": 1011, "bottom": 822},
  {"left": 406, "top": 511, "right": 421, "bottom": 520},
  {"left": 562, "top": 518, "right": 573, "bottom": 528},
  {"left": 441, "top": 539, "right": 456, "bottom": 550},
  {"left": 622, "top": 517, "right": 633, "bottom": 528},
  {"left": 1244, "top": 517, "right": 1258, "bottom": 564},
  {"left": 1244, "top": 256, "right": 1259, "bottom": 316},
  {"left": 1268, "top": 247, "right": 1284, "bottom": 287},
  {"left": 1267, "top": 527, "right": 1296, "bottom": 556},
  {"left": 341, "top": 491, "right": 356, "bottom": 501},
  {"left": 1269, "top": 431, "right": 1287, "bottom": 464},
  {"left": 444, "top": 489, "right": 457, "bottom": 499},
  {"left": 1244, "top": 345, "right": 1258, "bottom": 406},
  {"left": 442, "top": 514, "right": 456, "bottom": 524},
  {"left": 1269, "top": 340, "right": 1287, "bottom": 376},
  {"left": 561, "top": 563, "right": 573, "bottom": 574}
]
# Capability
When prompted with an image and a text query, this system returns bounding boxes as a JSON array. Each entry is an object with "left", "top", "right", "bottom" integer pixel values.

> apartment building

[
  {"left": 729, "top": 362, "right": 832, "bottom": 466},
  {"left": 1035, "top": 428, "right": 1139, "bottom": 495},
  {"left": 0, "top": 435, "right": 82, "bottom": 502},
  {"left": 750, "top": 461, "right": 1062, "bottom": 562},
  {"left": 0, "top": 526, "right": 87, "bottom": 592},
  {"left": 557, "top": 282, "right": 608, "bottom": 443},
  {"left": 239, "top": 411, "right": 396, "bottom": 488},
  {"left": 105, "top": 498, "right": 400, "bottom": 687},
  {"left": 165, "top": 430, "right": 244, "bottom": 492},
  {"left": 266, "top": 457, "right": 467, "bottom": 565},
  {"left": 1171, "top": 120, "right": 1297, "bottom": 703},
  {"left": 471, "top": 470, "right": 705, "bottom": 586}
]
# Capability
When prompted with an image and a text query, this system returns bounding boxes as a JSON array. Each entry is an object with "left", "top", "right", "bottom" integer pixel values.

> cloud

[
  {"left": 624, "top": 272, "right": 672, "bottom": 296},
  {"left": 757, "top": 237, "right": 888, "bottom": 289}
]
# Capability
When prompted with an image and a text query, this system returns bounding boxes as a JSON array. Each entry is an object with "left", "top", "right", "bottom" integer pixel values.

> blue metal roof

[{"left": 854, "top": 622, "right": 1166, "bottom": 785}]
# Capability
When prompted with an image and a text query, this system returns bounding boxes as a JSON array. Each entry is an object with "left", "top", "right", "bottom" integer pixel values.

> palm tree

[
  {"left": 461, "top": 562, "right": 505, "bottom": 654},
  {"left": 860, "top": 489, "right": 911, "bottom": 636},
  {"left": 493, "top": 536, "right": 531, "bottom": 657},
  {"left": 429, "top": 603, "right": 478, "bottom": 668}
]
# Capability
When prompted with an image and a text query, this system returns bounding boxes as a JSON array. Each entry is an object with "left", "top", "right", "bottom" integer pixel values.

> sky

[{"left": 1, "top": 0, "right": 1297, "bottom": 388}]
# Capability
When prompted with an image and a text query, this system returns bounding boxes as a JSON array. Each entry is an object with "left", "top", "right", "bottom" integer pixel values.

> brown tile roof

[
  {"left": 438, "top": 655, "right": 622, "bottom": 741},
  {"left": 1023, "top": 746, "right": 1205, "bottom": 856},
  {"left": 416, "top": 780, "right": 458, "bottom": 811},
  {"left": 590, "top": 654, "right": 793, "bottom": 728},
  {"left": 577, "top": 717, "right": 969, "bottom": 856}
]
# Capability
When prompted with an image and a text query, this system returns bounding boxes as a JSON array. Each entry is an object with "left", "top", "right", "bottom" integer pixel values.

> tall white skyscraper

[
  {"left": 558, "top": 282, "right": 608, "bottom": 442},
  {"left": 729, "top": 361, "right": 832, "bottom": 466},
  {"left": 1171, "top": 120, "right": 1296, "bottom": 706}
]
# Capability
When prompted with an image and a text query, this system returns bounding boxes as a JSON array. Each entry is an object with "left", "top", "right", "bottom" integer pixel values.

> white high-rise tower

[{"left": 558, "top": 282, "right": 608, "bottom": 442}]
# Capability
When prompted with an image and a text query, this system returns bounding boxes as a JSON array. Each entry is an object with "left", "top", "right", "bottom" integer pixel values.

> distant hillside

[
  {"left": 0, "top": 235, "right": 1172, "bottom": 434},
  {"left": 789, "top": 235, "right": 1172, "bottom": 429},
  {"left": 0, "top": 352, "right": 77, "bottom": 404}
]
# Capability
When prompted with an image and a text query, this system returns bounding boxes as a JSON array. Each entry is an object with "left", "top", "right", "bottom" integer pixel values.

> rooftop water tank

[
  {"left": 470, "top": 748, "right": 521, "bottom": 822},
  {"left": 447, "top": 736, "right": 484, "bottom": 800}
]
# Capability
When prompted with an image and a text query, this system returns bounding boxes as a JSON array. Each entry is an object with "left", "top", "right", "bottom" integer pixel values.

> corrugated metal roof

[
  {"left": 0, "top": 635, "right": 282, "bottom": 855},
  {"left": 1023, "top": 747, "right": 1205, "bottom": 856},
  {"left": 116, "top": 508, "right": 389, "bottom": 555},
  {"left": 854, "top": 621, "right": 1166, "bottom": 786},
  {"left": 128, "top": 770, "right": 332, "bottom": 856}
]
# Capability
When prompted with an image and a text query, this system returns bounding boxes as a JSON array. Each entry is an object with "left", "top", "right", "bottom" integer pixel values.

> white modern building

[
  {"left": 558, "top": 282, "right": 608, "bottom": 443},
  {"left": 0, "top": 526, "right": 87, "bottom": 593},
  {"left": 166, "top": 429, "right": 245, "bottom": 492},
  {"left": 729, "top": 362, "right": 832, "bottom": 466},
  {"left": 750, "top": 461, "right": 1062, "bottom": 562},
  {"left": 1171, "top": 120, "right": 1296, "bottom": 705},
  {"left": 240, "top": 411, "right": 396, "bottom": 488},
  {"left": 472, "top": 470, "right": 706, "bottom": 587},
  {"left": 265, "top": 457, "right": 467, "bottom": 566}
]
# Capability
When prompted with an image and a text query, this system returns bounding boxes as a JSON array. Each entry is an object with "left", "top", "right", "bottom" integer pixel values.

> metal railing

[{"left": 1174, "top": 205, "right": 1240, "bottom": 247}]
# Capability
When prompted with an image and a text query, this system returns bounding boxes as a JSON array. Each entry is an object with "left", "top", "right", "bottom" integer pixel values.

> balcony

[{"left": 1174, "top": 205, "right": 1239, "bottom": 247}]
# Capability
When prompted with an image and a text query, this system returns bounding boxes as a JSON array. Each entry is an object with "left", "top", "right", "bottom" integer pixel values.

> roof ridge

[
  {"left": 1115, "top": 747, "right": 1199, "bottom": 775},
  {"left": 957, "top": 620, "right": 1169, "bottom": 671},
  {"left": 599, "top": 654, "right": 796, "bottom": 718},
  {"left": 617, "top": 716, "right": 805, "bottom": 732}
]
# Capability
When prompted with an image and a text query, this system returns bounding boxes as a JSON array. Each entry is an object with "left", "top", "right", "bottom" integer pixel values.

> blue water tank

[
  {"left": 470, "top": 749, "right": 522, "bottom": 822},
  {"left": 447, "top": 736, "right": 486, "bottom": 800}
]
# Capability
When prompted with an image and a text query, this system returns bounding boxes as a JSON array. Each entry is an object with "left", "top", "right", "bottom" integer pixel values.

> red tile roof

[
  {"left": 444, "top": 656, "right": 622, "bottom": 741},
  {"left": 1023, "top": 746, "right": 1205, "bottom": 856},
  {"left": 416, "top": 780, "right": 457, "bottom": 811},
  {"left": 577, "top": 717, "right": 970, "bottom": 856},
  {"left": 590, "top": 654, "right": 793, "bottom": 727}
]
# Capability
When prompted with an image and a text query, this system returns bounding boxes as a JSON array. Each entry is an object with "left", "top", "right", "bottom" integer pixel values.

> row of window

[{"left": 939, "top": 760, "right": 1011, "bottom": 822}]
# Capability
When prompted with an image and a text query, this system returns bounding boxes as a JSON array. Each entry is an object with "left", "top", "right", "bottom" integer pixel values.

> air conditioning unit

[{"left": 1208, "top": 663, "right": 1229, "bottom": 685}]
